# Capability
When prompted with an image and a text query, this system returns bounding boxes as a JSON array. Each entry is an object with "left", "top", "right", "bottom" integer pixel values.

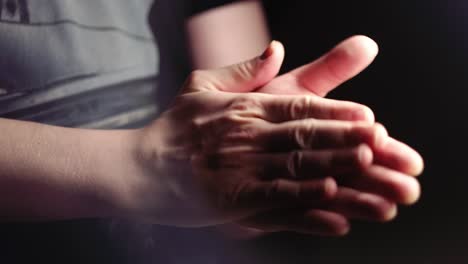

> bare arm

[
  {"left": 186, "top": 0, "right": 270, "bottom": 69},
  {"left": 0, "top": 118, "right": 141, "bottom": 221}
]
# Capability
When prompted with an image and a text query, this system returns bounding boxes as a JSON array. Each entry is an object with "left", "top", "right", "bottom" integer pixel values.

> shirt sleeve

[{"left": 186, "top": 0, "right": 241, "bottom": 17}]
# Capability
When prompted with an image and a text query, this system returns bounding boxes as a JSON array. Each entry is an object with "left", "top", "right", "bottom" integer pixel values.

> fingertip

[
  {"left": 271, "top": 40, "right": 285, "bottom": 55},
  {"left": 357, "top": 144, "right": 373, "bottom": 169},
  {"left": 401, "top": 177, "right": 421, "bottom": 205},
  {"left": 322, "top": 177, "right": 338, "bottom": 199},
  {"left": 270, "top": 40, "right": 286, "bottom": 70},
  {"left": 334, "top": 219, "right": 351, "bottom": 236},
  {"left": 363, "top": 193, "right": 398, "bottom": 222},
  {"left": 305, "top": 210, "right": 350, "bottom": 237},
  {"left": 331, "top": 35, "right": 379, "bottom": 77},
  {"left": 323, "top": 212, "right": 351, "bottom": 236},
  {"left": 260, "top": 40, "right": 285, "bottom": 63},
  {"left": 352, "top": 106, "right": 375, "bottom": 123},
  {"left": 373, "top": 123, "right": 389, "bottom": 148},
  {"left": 347, "top": 35, "right": 379, "bottom": 61},
  {"left": 255, "top": 40, "right": 285, "bottom": 89},
  {"left": 383, "top": 138, "right": 425, "bottom": 177},
  {"left": 410, "top": 153, "right": 425, "bottom": 177},
  {"left": 381, "top": 203, "right": 398, "bottom": 222}
]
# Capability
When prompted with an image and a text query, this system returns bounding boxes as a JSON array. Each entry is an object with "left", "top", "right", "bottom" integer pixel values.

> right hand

[{"left": 116, "top": 52, "right": 420, "bottom": 235}]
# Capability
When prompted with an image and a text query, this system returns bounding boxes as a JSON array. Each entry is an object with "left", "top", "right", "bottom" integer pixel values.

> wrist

[
  {"left": 86, "top": 128, "right": 150, "bottom": 219},
  {"left": 106, "top": 124, "right": 171, "bottom": 222}
]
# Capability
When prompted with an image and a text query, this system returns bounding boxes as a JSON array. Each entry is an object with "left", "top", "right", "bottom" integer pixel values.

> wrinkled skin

[{"left": 128, "top": 55, "right": 421, "bottom": 235}]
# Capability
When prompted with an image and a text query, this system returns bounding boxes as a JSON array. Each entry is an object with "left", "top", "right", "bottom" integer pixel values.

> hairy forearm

[{"left": 0, "top": 118, "right": 142, "bottom": 221}]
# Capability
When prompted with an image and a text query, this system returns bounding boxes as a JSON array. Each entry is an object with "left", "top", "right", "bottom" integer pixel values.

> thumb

[
  {"left": 188, "top": 41, "right": 285, "bottom": 93},
  {"left": 288, "top": 35, "right": 379, "bottom": 97}
]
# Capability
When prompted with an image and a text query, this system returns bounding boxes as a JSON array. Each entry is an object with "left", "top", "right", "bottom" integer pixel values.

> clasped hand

[{"left": 123, "top": 36, "right": 423, "bottom": 236}]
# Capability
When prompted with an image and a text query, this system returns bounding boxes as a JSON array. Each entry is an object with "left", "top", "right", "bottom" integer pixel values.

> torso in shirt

[{"left": 0, "top": 0, "right": 159, "bottom": 129}]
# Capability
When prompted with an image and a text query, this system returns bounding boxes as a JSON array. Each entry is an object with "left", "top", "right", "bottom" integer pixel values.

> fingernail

[{"left": 260, "top": 41, "right": 275, "bottom": 60}]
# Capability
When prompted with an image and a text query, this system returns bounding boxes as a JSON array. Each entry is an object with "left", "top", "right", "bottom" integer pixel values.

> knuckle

[
  {"left": 186, "top": 70, "right": 206, "bottom": 85},
  {"left": 266, "top": 179, "right": 297, "bottom": 200},
  {"left": 288, "top": 96, "right": 315, "bottom": 119},
  {"left": 254, "top": 164, "right": 269, "bottom": 180},
  {"left": 234, "top": 62, "right": 256, "bottom": 81},
  {"left": 324, "top": 53, "right": 347, "bottom": 83},
  {"left": 229, "top": 95, "right": 263, "bottom": 115},
  {"left": 287, "top": 150, "right": 304, "bottom": 179},
  {"left": 225, "top": 124, "right": 259, "bottom": 142},
  {"left": 191, "top": 116, "right": 205, "bottom": 131},
  {"left": 348, "top": 147, "right": 364, "bottom": 167},
  {"left": 291, "top": 120, "right": 316, "bottom": 148},
  {"left": 203, "top": 152, "right": 223, "bottom": 169},
  {"left": 349, "top": 123, "right": 382, "bottom": 148},
  {"left": 267, "top": 180, "right": 281, "bottom": 199},
  {"left": 222, "top": 180, "right": 252, "bottom": 209},
  {"left": 223, "top": 111, "right": 243, "bottom": 123},
  {"left": 349, "top": 125, "right": 372, "bottom": 144}
]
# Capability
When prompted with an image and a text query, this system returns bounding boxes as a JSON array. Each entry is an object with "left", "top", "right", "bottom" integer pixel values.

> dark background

[{"left": 155, "top": 0, "right": 468, "bottom": 263}]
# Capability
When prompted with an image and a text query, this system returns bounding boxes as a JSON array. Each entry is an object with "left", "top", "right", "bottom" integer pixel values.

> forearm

[
  {"left": 186, "top": 0, "right": 270, "bottom": 69},
  {"left": 0, "top": 118, "right": 142, "bottom": 221}
]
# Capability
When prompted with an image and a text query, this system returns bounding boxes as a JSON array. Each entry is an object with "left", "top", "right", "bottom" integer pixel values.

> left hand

[{"left": 214, "top": 36, "right": 423, "bottom": 235}]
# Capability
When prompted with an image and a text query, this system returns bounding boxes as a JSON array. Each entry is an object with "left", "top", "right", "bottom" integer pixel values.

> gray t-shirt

[{"left": 0, "top": 0, "right": 159, "bottom": 129}]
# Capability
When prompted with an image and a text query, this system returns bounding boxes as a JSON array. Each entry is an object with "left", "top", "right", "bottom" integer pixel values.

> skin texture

[
  {"left": 0, "top": 2, "right": 422, "bottom": 237},
  {"left": 127, "top": 49, "right": 421, "bottom": 234},
  {"left": 0, "top": 37, "right": 421, "bottom": 236},
  {"left": 257, "top": 38, "right": 423, "bottom": 177},
  {"left": 186, "top": 2, "right": 422, "bottom": 234},
  {"left": 185, "top": 0, "right": 274, "bottom": 237},
  {"left": 186, "top": 0, "right": 270, "bottom": 69},
  {"left": 0, "top": 44, "right": 420, "bottom": 234},
  {"left": 216, "top": 38, "right": 423, "bottom": 235},
  {"left": 184, "top": 1, "right": 422, "bottom": 236}
]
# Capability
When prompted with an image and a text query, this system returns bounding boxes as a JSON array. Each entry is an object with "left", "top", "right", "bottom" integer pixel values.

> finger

[
  {"left": 338, "top": 165, "right": 421, "bottom": 205},
  {"left": 186, "top": 41, "right": 284, "bottom": 93},
  {"left": 237, "top": 178, "right": 337, "bottom": 211},
  {"left": 244, "top": 145, "right": 373, "bottom": 180},
  {"left": 284, "top": 35, "right": 379, "bottom": 97},
  {"left": 325, "top": 187, "right": 397, "bottom": 222},
  {"left": 259, "top": 94, "right": 375, "bottom": 123},
  {"left": 259, "top": 120, "right": 387, "bottom": 151},
  {"left": 374, "top": 137, "right": 424, "bottom": 176},
  {"left": 240, "top": 209, "right": 350, "bottom": 236},
  {"left": 215, "top": 223, "right": 268, "bottom": 240}
]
